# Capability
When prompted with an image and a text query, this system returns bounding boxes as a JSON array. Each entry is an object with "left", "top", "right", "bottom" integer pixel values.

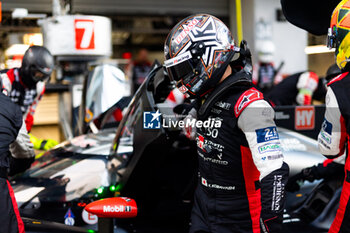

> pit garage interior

[
  {"left": 0, "top": 0, "right": 342, "bottom": 232},
  {"left": 0, "top": 0, "right": 333, "bottom": 143}
]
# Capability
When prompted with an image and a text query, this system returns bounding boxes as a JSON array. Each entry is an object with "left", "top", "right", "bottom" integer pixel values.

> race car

[{"left": 12, "top": 62, "right": 337, "bottom": 233}]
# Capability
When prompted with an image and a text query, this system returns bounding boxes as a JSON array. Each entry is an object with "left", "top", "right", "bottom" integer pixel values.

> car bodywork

[{"left": 12, "top": 63, "right": 334, "bottom": 232}]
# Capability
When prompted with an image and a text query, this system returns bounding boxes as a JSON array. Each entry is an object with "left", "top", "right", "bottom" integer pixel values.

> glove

[
  {"left": 286, "top": 161, "right": 345, "bottom": 192},
  {"left": 29, "top": 134, "right": 59, "bottom": 151},
  {"left": 286, "top": 166, "right": 318, "bottom": 192},
  {"left": 296, "top": 88, "right": 312, "bottom": 105}
]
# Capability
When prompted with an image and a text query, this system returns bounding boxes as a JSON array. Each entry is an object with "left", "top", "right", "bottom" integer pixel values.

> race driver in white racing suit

[
  {"left": 318, "top": 1, "right": 350, "bottom": 232},
  {"left": 164, "top": 14, "right": 289, "bottom": 233}
]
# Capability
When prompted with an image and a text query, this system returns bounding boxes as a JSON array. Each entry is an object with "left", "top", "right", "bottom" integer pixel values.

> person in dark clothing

[
  {"left": 266, "top": 63, "right": 341, "bottom": 106},
  {"left": 266, "top": 71, "right": 324, "bottom": 106},
  {"left": 253, "top": 40, "right": 283, "bottom": 94},
  {"left": 164, "top": 14, "right": 289, "bottom": 233},
  {"left": 0, "top": 92, "right": 34, "bottom": 233},
  {"left": 132, "top": 48, "right": 152, "bottom": 93}
]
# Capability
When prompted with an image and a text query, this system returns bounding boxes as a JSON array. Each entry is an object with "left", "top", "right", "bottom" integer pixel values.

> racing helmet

[
  {"left": 327, "top": 0, "right": 350, "bottom": 70},
  {"left": 20, "top": 46, "right": 54, "bottom": 87},
  {"left": 164, "top": 14, "right": 238, "bottom": 98},
  {"left": 257, "top": 40, "right": 275, "bottom": 63}
]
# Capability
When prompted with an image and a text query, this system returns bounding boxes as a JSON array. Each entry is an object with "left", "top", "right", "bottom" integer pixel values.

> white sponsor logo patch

[
  {"left": 103, "top": 205, "right": 131, "bottom": 213},
  {"left": 65, "top": 217, "right": 75, "bottom": 226},
  {"left": 201, "top": 177, "right": 235, "bottom": 190},
  {"left": 258, "top": 143, "right": 281, "bottom": 154},
  {"left": 201, "top": 177, "right": 208, "bottom": 186},
  {"left": 164, "top": 51, "right": 192, "bottom": 68},
  {"left": 82, "top": 209, "right": 98, "bottom": 225},
  {"left": 178, "top": 85, "right": 188, "bottom": 94},
  {"left": 272, "top": 175, "right": 283, "bottom": 211}
]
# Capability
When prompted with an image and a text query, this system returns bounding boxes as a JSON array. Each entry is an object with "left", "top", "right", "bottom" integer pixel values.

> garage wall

[
  {"left": 1, "top": 0, "right": 230, "bottom": 16},
  {"left": 3, "top": 0, "right": 307, "bottom": 75},
  {"left": 254, "top": 0, "right": 307, "bottom": 75}
]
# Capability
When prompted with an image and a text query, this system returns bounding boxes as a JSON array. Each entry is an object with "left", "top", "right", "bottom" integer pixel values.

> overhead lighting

[
  {"left": 12, "top": 8, "right": 46, "bottom": 19},
  {"left": 23, "top": 33, "right": 43, "bottom": 46},
  {"left": 305, "top": 45, "right": 335, "bottom": 55},
  {"left": 12, "top": 8, "right": 28, "bottom": 19}
]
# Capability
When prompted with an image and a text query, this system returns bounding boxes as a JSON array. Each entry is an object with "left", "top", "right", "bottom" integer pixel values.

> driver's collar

[{"left": 198, "top": 71, "right": 252, "bottom": 118}]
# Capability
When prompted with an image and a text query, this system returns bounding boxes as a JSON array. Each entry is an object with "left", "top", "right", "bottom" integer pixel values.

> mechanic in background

[
  {"left": 0, "top": 45, "right": 58, "bottom": 151},
  {"left": 253, "top": 40, "right": 283, "bottom": 94},
  {"left": 0, "top": 92, "right": 34, "bottom": 233},
  {"left": 318, "top": 1, "right": 350, "bottom": 232},
  {"left": 164, "top": 14, "right": 289, "bottom": 232},
  {"left": 266, "top": 71, "right": 326, "bottom": 106},
  {"left": 132, "top": 48, "right": 152, "bottom": 93}
]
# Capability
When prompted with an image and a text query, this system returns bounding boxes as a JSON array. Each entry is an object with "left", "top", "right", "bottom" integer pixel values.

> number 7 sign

[{"left": 75, "top": 19, "right": 95, "bottom": 50}]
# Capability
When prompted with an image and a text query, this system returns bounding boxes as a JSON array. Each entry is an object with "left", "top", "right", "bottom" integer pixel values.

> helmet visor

[
  {"left": 164, "top": 51, "right": 194, "bottom": 81},
  {"left": 30, "top": 66, "right": 49, "bottom": 82}
]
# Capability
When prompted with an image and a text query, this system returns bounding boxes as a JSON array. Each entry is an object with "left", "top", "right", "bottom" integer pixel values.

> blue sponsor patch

[
  {"left": 256, "top": 126, "right": 279, "bottom": 143},
  {"left": 321, "top": 118, "right": 332, "bottom": 135},
  {"left": 64, "top": 208, "right": 75, "bottom": 226}
]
